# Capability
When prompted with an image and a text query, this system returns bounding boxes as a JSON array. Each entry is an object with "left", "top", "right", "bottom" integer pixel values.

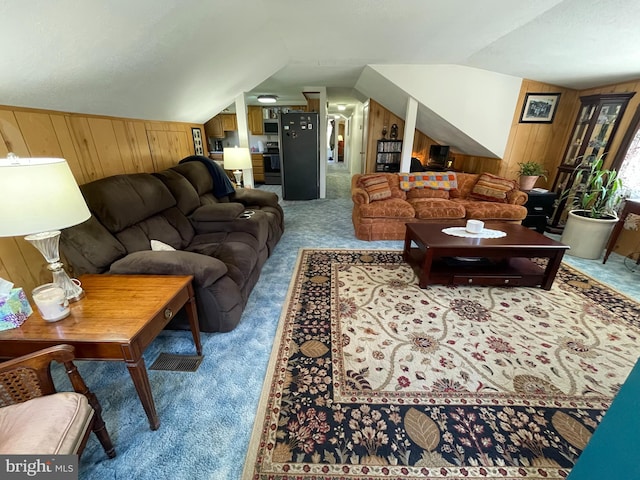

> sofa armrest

[
  {"left": 191, "top": 203, "right": 245, "bottom": 221},
  {"left": 508, "top": 190, "right": 529, "bottom": 205},
  {"left": 230, "top": 188, "right": 279, "bottom": 208},
  {"left": 352, "top": 187, "right": 370, "bottom": 205},
  {"left": 108, "top": 251, "right": 227, "bottom": 288}
]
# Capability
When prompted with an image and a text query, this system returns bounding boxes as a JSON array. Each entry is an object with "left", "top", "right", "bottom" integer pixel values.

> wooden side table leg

[
  {"left": 185, "top": 283, "right": 202, "bottom": 356},
  {"left": 125, "top": 358, "right": 160, "bottom": 430}
]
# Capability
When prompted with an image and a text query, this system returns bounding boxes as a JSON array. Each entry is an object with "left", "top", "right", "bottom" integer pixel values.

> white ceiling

[{"left": 1, "top": 0, "right": 639, "bottom": 123}]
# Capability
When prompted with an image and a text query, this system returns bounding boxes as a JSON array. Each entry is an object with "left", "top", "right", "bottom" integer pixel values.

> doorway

[{"left": 327, "top": 117, "right": 347, "bottom": 163}]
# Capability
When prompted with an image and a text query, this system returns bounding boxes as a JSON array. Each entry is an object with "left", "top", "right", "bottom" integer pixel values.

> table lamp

[
  {"left": 223, "top": 147, "right": 252, "bottom": 187},
  {"left": 0, "top": 155, "right": 91, "bottom": 302}
]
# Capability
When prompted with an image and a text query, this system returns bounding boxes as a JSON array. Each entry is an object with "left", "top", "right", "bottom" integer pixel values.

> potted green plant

[
  {"left": 560, "top": 156, "right": 624, "bottom": 259},
  {"left": 517, "top": 161, "right": 548, "bottom": 190}
]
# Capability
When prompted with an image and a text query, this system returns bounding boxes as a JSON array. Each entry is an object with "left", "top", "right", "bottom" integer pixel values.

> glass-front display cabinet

[{"left": 549, "top": 93, "right": 635, "bottom": 228}]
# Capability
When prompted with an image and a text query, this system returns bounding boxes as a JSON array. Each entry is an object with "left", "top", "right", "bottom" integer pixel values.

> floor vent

[{"left": 149, "top": 353, "right": 204, "bottom": 372}]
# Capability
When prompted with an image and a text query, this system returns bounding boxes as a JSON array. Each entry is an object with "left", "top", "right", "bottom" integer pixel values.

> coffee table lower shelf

[{"left": 405, "top": 249, "right": 548, "bottom": 288}]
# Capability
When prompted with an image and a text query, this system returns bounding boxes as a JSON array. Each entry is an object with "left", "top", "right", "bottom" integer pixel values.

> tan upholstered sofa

[{"left": 352, "top": 172, "right": 528, "bottom": 241}]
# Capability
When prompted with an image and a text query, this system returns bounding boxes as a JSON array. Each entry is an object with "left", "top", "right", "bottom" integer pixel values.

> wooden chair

[{"left": 0, "top": 344, "right": 115, "bottom": 458}]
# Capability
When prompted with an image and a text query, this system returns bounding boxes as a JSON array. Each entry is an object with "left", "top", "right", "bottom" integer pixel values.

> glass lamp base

[
  {"left": 233, "top": 169, "right": 243, "bottom": 188},
  {"left": 25, "top": 230, "right": 85, "bottom": 302}
]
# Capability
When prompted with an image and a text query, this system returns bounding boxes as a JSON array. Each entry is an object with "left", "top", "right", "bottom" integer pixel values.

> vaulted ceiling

[{"left": 2, "top": 0, "right": 639, "bottom": 124}]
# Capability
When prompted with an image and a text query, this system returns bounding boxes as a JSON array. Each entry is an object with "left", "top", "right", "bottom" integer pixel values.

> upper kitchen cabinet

[
  {"left": 204, "top": 113, "right": 238, "bottom": 140},
  {"left": 221, "top": 113, "right": 237, "bottom": 132},
  {"left": 205, "top": 116, "right": 224, "bottom": 139},
  {"left": 248, "top": 106, "right": 264, "bottom": 135}
]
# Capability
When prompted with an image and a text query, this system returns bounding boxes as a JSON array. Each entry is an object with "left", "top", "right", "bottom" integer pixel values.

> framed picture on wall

[
  {"left": 192, "top": 127, "right": 204, "bottom": 155},
  {"left": 519, "top": 93, "right": 561, "bottom": 124}
]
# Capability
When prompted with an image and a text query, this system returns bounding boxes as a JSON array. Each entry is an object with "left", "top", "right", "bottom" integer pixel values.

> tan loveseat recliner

[
  {"left": 352, "top": 172, "right": 528, "bottom": 241},
  {"left": 0, "top": 344, "right": 115, "bottom": 458}
]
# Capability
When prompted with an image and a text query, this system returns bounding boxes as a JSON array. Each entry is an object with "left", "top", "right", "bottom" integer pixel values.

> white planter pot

[{"left": 560, "top": 210, "right": 618, "bottom": 259}]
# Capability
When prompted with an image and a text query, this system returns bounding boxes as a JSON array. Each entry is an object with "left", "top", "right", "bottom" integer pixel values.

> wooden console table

[
  {"left": 0, "top": 274, "right": 201, "bottom": 430},
  {"left": 603, "top": 199, "right": 640, "bottom": 264}
]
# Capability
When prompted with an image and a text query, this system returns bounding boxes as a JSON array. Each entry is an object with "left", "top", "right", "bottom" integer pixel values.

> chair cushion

[{"left": 0, "top": 393, "right": 93, "bottom": 455}]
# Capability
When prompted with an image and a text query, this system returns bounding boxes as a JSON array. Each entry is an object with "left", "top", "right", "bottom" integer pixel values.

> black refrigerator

[{"left": 279, "top": 112, "right": 319, "bottom": 200}]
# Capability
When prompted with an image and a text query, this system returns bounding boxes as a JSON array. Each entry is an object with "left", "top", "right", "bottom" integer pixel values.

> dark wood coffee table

[
  {"left": 403, "top": 222, "right": 569, "bottom": 290},
  {"left": 0, "top": 274, "right": 201, "bottom": 430}
]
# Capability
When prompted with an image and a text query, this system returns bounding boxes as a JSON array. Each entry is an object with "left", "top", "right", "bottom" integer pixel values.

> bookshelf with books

[{"left": 375, "top": 140, "right": 402, "bottom": 172}]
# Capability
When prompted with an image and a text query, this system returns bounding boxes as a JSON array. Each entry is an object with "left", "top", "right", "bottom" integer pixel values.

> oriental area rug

[{"left": 243, "top": 249, "right": 640, "bottom": 480}]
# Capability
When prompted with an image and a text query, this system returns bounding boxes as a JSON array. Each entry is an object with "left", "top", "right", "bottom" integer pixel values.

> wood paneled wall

[
  {"left": 412, "top": 131, "right": 501, "bottom": 175},
  {"left": 500, "top": 80, "right": 578, "bottom": 190},
  {"left": 365, "top": 99, "right": 406, "bottom": 172},
  {"left": 0, "top": 105, "right": 205, "bottom": 296}
]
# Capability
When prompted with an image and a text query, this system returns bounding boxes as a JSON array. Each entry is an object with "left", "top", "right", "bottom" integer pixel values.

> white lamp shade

[
  {"left": 223, "top": 147, "right": 252, "bottom": 170},
  {"left": 0, "top": 157, "right": 91, "bottom": 236}
]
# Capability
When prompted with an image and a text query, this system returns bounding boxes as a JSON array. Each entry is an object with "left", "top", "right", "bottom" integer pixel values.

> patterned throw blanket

[{"left": 399, "top": 172, "right": 458, "bottom": 191}]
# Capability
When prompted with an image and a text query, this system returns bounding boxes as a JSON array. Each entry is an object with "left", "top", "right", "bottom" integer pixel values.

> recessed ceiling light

[
  {"left": 337, "top": 104, "right": 346, "bottom": 111},
  {"left": 257, "top": 95, "right": 278, "bottom": 104}
]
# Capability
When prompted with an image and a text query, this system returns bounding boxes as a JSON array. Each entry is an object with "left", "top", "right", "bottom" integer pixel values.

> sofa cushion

[
  {"left": 360, "top": 175, "right": 392, "bottom": 201},
  {"left": 191, "top": 203, "right": 245, "bottom": 222},
  {"left": 450, "top": 173, "right": 480, "bottom": 199},
  {"left": 359, "top": 198, "right": 415, "bottom": 219},
  {"left": 81, "top": 174, "right": 177, "bottom": 233},
  {"left": 0, "top": 393, "right": 93, "bottom": 455},
  {"left": 456, "top": 200, "right": 528, "bottom": 220},
  {"left": 109, "top": 250, "right": 227, "bottom": 288},
  {"left": 469, "top": 173, "right": 518, "bottom": 203},
  {"left": 60, "top": 216, "right": 127, "bottom": 274},
  {"left": 178, "top": 156, "right": 236, "bottom": 198},
  {"left": 399, "top": 172, "right": 458, "bottom": 191},
  {"left": 188, "top": 233, "right": 259, "bottom": 289},
  {"left": 406, "top": 188, "right": 450, "bottom": 200},
  {"left": 409, "top": 198, "right": 466, "bottom": 220},
  {"left": 153, "top": 169, "right": 201, "bottom": 215},
  {"left": 114, "top": 206, "right": 195, "bottom": 253}
]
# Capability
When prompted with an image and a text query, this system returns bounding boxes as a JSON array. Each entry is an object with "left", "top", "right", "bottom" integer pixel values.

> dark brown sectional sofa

[{"left": 60, "top": 159, "right": 283, "bottom": 333}]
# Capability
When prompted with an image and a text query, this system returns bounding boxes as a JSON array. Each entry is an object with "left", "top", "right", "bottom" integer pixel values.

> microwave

[{"left": 264, "top": 121, "right": 279, "bottom": 135}]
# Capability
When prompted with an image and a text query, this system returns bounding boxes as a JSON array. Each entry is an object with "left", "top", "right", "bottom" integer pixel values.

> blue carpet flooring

[{"left": 76, "top": 163, "right": 640, "bottom": 479}]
